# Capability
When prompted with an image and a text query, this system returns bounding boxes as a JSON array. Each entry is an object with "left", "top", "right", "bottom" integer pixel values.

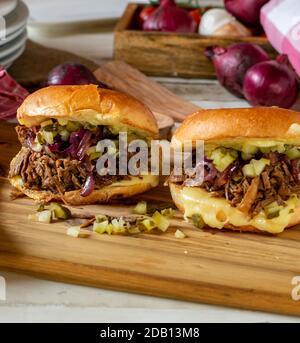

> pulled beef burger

[
  {"left": 9, "top": 85, "right": 159, "bottom": 205},
  {"left": 169, "top": 107, "right": 300, "bottom": 234}
]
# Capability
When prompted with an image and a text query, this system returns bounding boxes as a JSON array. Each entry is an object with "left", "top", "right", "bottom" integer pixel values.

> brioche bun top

[
  {"left": 172, "top": 107, "right": 300, "bottom": 146},
  {"left": 17, "top": 85, "right": 158, "bottom": 138}
]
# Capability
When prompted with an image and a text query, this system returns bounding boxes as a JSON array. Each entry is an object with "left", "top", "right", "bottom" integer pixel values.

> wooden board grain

[
  {"left": 1, "top": 122, "right": 300, "bottom": 316},
  {"left": 114, "top": 4, "right": 276, "bottom": 79}
]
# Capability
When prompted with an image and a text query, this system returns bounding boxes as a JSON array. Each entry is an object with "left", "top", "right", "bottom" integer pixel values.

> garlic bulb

[{"left": 199, "top": 8, "right": 251, "bottom": 37}]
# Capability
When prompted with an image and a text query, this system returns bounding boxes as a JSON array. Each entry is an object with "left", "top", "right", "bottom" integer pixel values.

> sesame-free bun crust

[
  {"left": 17, "top": 85, "right": 158, "bottom": 138},
  {"left": 172, "top": 107, "right": 300, "bottom": 145},
  {"left": 169, "top": 183, "right": 300, "bottom": 234}
]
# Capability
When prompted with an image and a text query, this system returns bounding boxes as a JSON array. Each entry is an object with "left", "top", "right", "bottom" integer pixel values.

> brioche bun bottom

[
  {"left": 169, "top": 183, "right": 300, "bottom": 234},
  {"left": 10, "top": 174, "right": 159, "bottom": 205}
]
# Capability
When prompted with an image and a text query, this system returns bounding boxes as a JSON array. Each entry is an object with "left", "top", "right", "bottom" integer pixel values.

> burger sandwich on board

[
  {"left": 169, "top": 107, "right": 300, "bottom": 234},
  {"left": 9, "top": 85, "right": 159, "bottom": 205}
]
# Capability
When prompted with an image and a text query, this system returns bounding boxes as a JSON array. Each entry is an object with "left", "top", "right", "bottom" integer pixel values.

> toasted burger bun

[
  {"left": 172, "top": 107, "right": 300, "bottom": 147},
  {"left": 170, "top": 107, "right": 300, "bottom": 234},
  {"left": 170, "top": 183, "right": 300, "bottom": 234},
  {"left": 17, "top": 85, "right": 158, "bottom": 138},
  {"left": 10, "top": 85, "right": 159, "bottom": 204}
]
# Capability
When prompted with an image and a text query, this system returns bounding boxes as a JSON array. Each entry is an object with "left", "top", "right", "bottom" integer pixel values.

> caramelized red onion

[{"left": 80, "top": 174, "right": 95, "bottom": 197}]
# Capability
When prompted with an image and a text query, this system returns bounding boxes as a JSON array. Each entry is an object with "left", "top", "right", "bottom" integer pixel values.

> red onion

[
  {"left": 143, "top": 0, "right": 197, "bottom": 33},
  {"left": 243, "top": 55, "right": 299, "bottom": 109},
  {"left": 76, "top": 130, "right": 92, "bottom": 161},
  {"left": 0, "top": 67, "right": 29, "bottom": 120},
  {"left": 80, "top": 175, "right": 95, "bottom": 197},
  {"left": 224, "top": 0, "right": 269, "bottom": 28},
  {"left": 46, "top": 63, "right": 108, "bottom": 88},
  {"left": 205, "top": 43, "right": 269, "bottom": 97}
]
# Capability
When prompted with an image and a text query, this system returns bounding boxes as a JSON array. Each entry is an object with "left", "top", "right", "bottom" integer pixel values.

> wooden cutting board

[
  {"left": 1, "top": 121, "right": 300, "bottom": 316},
  {"left": 2, "top": 53, "right": 300, "bottom": 316}
]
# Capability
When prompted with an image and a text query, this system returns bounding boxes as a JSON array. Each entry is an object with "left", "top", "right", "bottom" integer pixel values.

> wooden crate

[{"left": 114, "top": 3, "right": 276, "bottom": 79}]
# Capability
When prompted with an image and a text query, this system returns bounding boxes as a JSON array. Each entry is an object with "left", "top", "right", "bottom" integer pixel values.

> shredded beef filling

[
  {"left": 10, "top": 125, "right": 130, "bottom": 194},
  {"left": 169, "top": 152, "right": 300, "bottom": 217}
]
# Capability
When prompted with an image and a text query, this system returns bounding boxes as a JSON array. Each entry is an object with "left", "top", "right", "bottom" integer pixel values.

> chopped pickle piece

[
  {"left": 161, "top": 208, "right": 175, "bottom": 218},
  {"left": 37, "top": 210, "right": 52, "bottom": 223},
  {"left": 286, "top": 147, "right": 300, "bottom": 160},
  {"left": 175, "top": 229, "right": 186, "bottom": 239},
  {"left": 133, "top": 201, "right": 147, "bottom": 215},
  {"left": 49, "top": 203, "right": 71, "bottom": 219},
  {"left": 40, "top": 119, "right": 53, "bottom": 128},
  {"left": 152, "top": 211, "right": 170, "bottom": 232},
  {"left": 241, "top": 144, "right": 258, "bottom": 155},
  {"left": 42, "top": 130, "right": 54, "bottom": 144},
  {"left": 95, "top": 214, "right": 108, "bottom": 223},
  {"left": 192, "top": 214, "right": 205, "bottom": 229},
  {"left": 93, "top": 220, "right": 109, "bottom": 234},
  {"left": 87, "top": 146, "right": 97, "bottom": 155},
  {"left": 57, "top": 118, "right": 68, "bottom": 126},
  {"left": 264, "top": 201, "right": 283, "bottom": 219},
  {"left": 242, "top": 158, "right": 270, "bottom": 177},
  {"left": 89, "top": 152, "right": 101, "bottom": 160},
  {"left": 59, "top": 129, "right": 70, "bottom": 141},
  {"left": 140, "top": 218, "right": 156, "bottom": 231},
  {"left": 210, "top": 148, "right": 238, "bottom": 172},
  {"left": 241, "top": 152, "right": 253, "bottom": 161},
  {"left": 67, "top": 226, "right": 89, "bottom": 238},
  {"left": 127, "top": 226, "right": 141, "bottom": 234},
  {"left": 66, "top": 121, "right": 82, "bottom": 132}
]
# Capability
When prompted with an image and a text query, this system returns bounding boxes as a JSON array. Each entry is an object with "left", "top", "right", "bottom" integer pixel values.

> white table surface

[{"left": 1, "top": 0, "right": 300, "bottom": 323}]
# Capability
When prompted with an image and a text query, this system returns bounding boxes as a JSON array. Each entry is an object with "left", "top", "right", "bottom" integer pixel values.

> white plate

[
  {"left": 1, "top": 42, "right": 26, "bottom": 69},
  {"left": 0, "top": 0, "right": 17, "bottom": 17},
  {"left": 0, "top": 30, "right": 26, "bottom": 58},
  {"left": 0, "top": 25, "right": 25, "bottom": 46},
  {"left": 25, "top": 0, "right": 148, "bottom": 26},
  {"left": 5, "top": 1, "right": 28, "bottom": 37}
]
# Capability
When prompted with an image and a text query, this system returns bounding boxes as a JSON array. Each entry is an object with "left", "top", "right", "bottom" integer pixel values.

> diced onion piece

[
  {"left": 133, "top": 201, "right": 147, "bottom": 215},
  {"left": 175, "top": 229, "right": 186, "bottom": 239},
  {"left": 152, "top": 211, "right": 170, "bottom": 232},
  {"left": 161, "top": 208, "right": 174, "bottom": 218}
]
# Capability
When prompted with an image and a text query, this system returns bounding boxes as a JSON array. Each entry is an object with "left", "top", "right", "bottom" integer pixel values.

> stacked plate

[{"left": 0, "top": 0, "right": 28, "bottom": 69}]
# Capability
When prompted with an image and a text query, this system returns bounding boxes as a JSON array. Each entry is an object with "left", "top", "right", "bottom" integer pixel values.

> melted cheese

[
  {"left": 111, "top": 175, "right": 159, "bottom": 188},
  {"left": 181, "top": 187, "right": 298, "bottom": 234}
]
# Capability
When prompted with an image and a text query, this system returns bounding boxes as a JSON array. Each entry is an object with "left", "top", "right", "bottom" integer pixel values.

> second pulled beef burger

[
  {"left": 9, "top": 85, "right": 159, "bottom": 205},
  {"left": 169, "top": 107, "right": 300, "bottom": 234}
]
